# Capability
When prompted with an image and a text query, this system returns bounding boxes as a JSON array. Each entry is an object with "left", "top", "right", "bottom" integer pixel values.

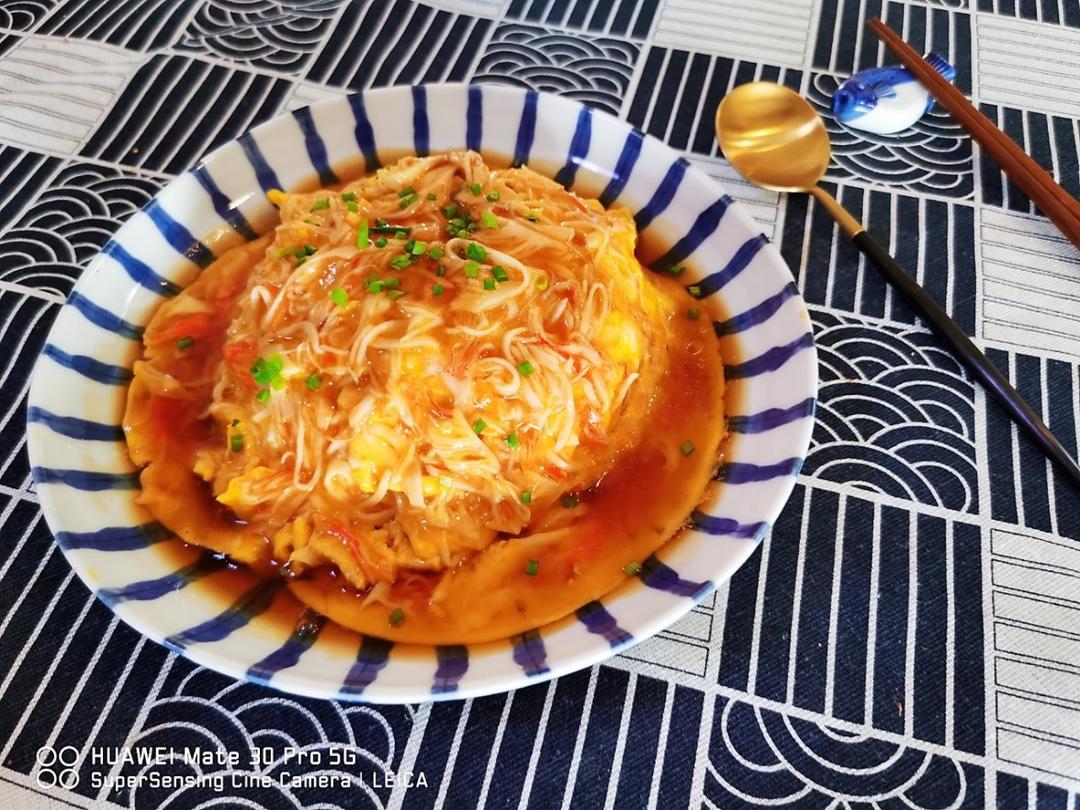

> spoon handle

[{"left": 849, "top": 227, "right": 1080, "bottom": 489}]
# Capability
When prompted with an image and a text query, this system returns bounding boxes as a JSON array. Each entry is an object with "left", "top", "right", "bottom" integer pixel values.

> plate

[{"left": 26, "top": 83, "right": 816, "bottom": 702}]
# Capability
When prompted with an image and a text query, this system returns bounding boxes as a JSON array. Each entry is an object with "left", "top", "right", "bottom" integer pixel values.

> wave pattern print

[
  {"left": 804, "top": 310, "right": 979, "bottom": 513},
  {"left": 808, "top": 73, "right": 975, "bottom": 199},
  {"left": 0, "top": 147, "right": 62, "bottom": 237},
  {"left": 0, "top": 0, "right": 1077, "bottom": 804},
  {"left": 0, "top": 0, "right": 54, "bottom": 31},
  {"left": 0, "top": 162, "right": 162, "bottom": 299},
  {"left": 704, "top": 697, "right": 976, "bottom": 807},
  {"left": 1, "top": 158, "right": 161, "bottom": 495},
  {"left": 111, "top": 664, "right": 415, "bottom": 809},
  {"left": 175, "top": 0, "right": 348, "bottom": 73},
  {"left": 474, "top": 23, "right": 639, "bottom": 116}
]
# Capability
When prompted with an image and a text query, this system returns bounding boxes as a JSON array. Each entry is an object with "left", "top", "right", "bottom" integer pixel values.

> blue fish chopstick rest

[{"left": 832, "top": 52, "right": 956, "bottom": 135}]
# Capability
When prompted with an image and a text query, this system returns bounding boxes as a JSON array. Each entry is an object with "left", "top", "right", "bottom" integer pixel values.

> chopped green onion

[
  {"left": 382, "top": 277, "right": 400, "bottom": 289},
  {"left": 483, "top": 278, "right": 496, "bottom": 291},
  {"left": 376, "top": 218, "right": 388, "bottom": 227},
  {"left": 505, "top": 432, "right": 520, "bottom": 449},
  {"left": 388, "top": 608, "right": 406, "bottom": 627},
  {"left": 436, "top": 265, "right": 446, "bottom": 277},
  {"left": 463, "top": 261, "right": 479, "bottom": 278},
  {"left": 398, "top": 187, "right": 416, "bottom": 198},
  {"left": 390, "top": 254, "right": 412, "bottom": 269},
  {"left": 230, "top": 433, "right": 244, "bottom": 453},
  {"left": 680, "top": 440, "right": 695, "bottom": 456},
  {"left": 481, "top": 210, "right": 499, "bottom": 229},
  {"left": 256, "top": 389, "right": 271, "bottom": 402},
  {"left": 303, "top": 217, "right": 318, "bottom": 225},
  {"left": 275, "top": 247, "right": 290, "bottom": 258},
  {"left": 303, "top": 244, "right": 316, "bottom": 255},
  {"left": 470, "top": 182, "right": 482, "bottom": 195},
  {"left": 398, "top": 198, "right": 411, "bottom": 209},
  {"left": 341, "top": 191, "right": 357, "bottom": 202},
  {"left": 270, "top": 376, "right": 286, "bottom": 391},
  {"left": 486, "top": 191, "right": 500, "bottom": 202},
  {"left": 473, "top": 419, "right": 486, "bottom": 435},
  {"left": 346, "top": 200, "right": 358, "bottom": 213},
  {"left": 432, "top": 283, "right": 444, "bottom": 296},
  {"left": 395, "top": 230, "right": 409, "bottom": 240},
  {"left": 295, "top": 256, "right": 306, "bottom": 266},
  {"left": 306, "top": 374, "right": 321, "bottom": 390},
  {"left": 375, "top": 237, "right": 388, "bottom": 248},
  {"left": 310, "top": 198, "right": 330, "bottom": 212},
  {"left": 368, "top": 280, "right": 385, "bottom": 294},
  {"left": 330, "top": 287, "right": 348, "bottom": 308},
  {"left": 176, "top": 336, "right": 195, "bottom": 350},
  {"left": 444, "top": 203, "right": 459, "bottom": 218},
  {"left": 623, "top": 561, "right": 642, "bottom": 576},
  {"left": 520, "top": 490, "right": 532, "bottom": 504},
  {"left": 517, "top": 360, "right": 534, "bottom": 377},
  {"left": 525, "top": 211, "right": 540, "bottom": 222},
  {"left": 386, "top": 289, "right": 406, "bottom": 300},
  {"left": 251, "top": 359, "right": 270, "bottom": 385},
  {"left": 356, "top": 218, "right": 369, "bottom": 248},
  {"left": 667, "top": 264, "right": 685, "bottom": 276},
  {"left": 251, "top": 355, "right": 283, "bottom": 387},
  {"left": 688, "top": 285, "right": 701, "bottom": 297},
  {"left": 491, "top": 265, "right": 508, "bottom": 282},
  {"left": 561, "top": 494, "right": 579, "bottom": 509},
  {"left": 466, "top": 242, "right": 487, "bottom": 261},
  {"left": 371, "top": 225, "right": 411, "bottom": 235},
  {"left": 426, "top": 192, "right": 437, "bottom": 201},
  {"left": 427, "top": 246, "right": 444, "bottom": 260},
  {"left": 293, "top": 247, "right": 306, "bottom": 258},
  {"left": 524, "top": 560, "right": 539, "bottom": 576},
  {"left": 409, "top": 240, "right": 427, "bottom": 256},
  {"left": 687, "top": 308, "right": 700, "bottom": 320}
]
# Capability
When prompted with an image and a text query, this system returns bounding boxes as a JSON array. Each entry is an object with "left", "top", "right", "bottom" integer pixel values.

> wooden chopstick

[{"left": 867, "top": 17, "right": 1080, "bottom": 252}]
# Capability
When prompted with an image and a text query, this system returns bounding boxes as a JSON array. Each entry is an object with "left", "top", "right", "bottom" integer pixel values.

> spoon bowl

[{"left": 715, "top": 82, "right": 832, "bottom": 193}]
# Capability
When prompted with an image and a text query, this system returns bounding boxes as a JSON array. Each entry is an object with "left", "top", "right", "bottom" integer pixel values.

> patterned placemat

[{"left": 1, "top": 0, "right": 1078, "bottom": 807}]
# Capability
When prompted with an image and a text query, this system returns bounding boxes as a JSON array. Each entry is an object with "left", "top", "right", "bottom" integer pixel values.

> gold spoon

[{"left": 716, "top": 81, "right": 1080, "bottom": 489}]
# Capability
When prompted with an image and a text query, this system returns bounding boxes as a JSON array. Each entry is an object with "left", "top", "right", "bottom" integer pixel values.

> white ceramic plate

[{"left": 26, "top": 83, "right": 816, "bottom": 702}]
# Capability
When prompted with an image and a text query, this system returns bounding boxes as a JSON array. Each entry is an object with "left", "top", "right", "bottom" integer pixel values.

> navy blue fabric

[{"left": 1, "top": 0, "right": 1079, "bottom": 808}]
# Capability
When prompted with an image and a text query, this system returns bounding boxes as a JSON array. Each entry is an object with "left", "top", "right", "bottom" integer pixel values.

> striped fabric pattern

[{"left": 2, "top": 0, "right": 1079, "bottom": 807}]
